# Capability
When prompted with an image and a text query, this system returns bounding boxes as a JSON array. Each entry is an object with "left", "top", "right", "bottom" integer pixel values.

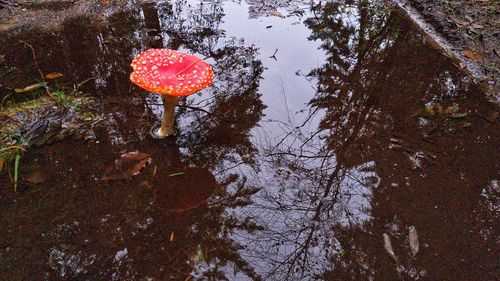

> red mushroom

[{"left": 130, "top": 49, "right": 214, "bottom": 138}]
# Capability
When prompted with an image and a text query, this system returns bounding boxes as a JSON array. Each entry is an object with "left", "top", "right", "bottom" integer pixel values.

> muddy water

[{"left": 0, "top": 0, "right": 498, "bottom": 280}]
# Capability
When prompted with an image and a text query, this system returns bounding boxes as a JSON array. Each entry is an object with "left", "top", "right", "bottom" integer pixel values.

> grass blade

[
  {"left": 168, "top": 172, "right": 185, "bottom": 177},
  {"left": 14, "top": 154, "right": 20, "bottom": 192}
]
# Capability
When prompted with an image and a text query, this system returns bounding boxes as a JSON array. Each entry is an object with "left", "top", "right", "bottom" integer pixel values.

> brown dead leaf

[
  {"left": 463, "top": 50, "right": 482, "bottom": 60},
  {"left": 443, "top": 105, "right": 460, "bottom": 115},
  {"left": 61, "top": 121, "right": 81, "bottom": 130},
  {"left": 139, "top": 180, "right": 153, "bottom": 189},
  {"left": 14, "top": 83, "right": 45, "bottom": 93},
  {"left": 0, "top": 157, "right": 4, "bottom": 173},
  {"left": 424, "top": 103, "right": 435, "bottom": 116},
  {"left": 102, "top": 152, "right": 150, "bottom": 181},
  {"left": 271, "top": 11, "right": 285, "bottom": 18},
  {"left": 45, "top": 72, "right": 64, "bottom": 79},
  {"left": 26, "top": 170, "right": 46, "bottom": 184}
]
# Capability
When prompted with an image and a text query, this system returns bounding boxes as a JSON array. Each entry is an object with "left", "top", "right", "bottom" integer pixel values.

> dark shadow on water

[{"left": 154, "top": 167, "right": 218, "bottom": 212}]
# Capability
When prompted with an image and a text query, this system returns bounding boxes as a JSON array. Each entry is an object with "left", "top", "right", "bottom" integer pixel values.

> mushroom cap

[{"left": 130, "top": 49, "right": 213, "bottom": 96}]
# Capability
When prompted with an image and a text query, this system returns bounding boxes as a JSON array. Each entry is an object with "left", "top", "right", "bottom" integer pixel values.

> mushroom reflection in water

[
  {"left": 155, "top": 168, "right": 217, "bottom": 212},
  {"left": 130, "top": 49, "right": 214, "bottom": 138}
]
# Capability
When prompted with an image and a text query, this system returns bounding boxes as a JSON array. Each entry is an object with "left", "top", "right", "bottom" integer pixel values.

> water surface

[{"left": 0, "top": 0, "right": 498, "bottom": 280}]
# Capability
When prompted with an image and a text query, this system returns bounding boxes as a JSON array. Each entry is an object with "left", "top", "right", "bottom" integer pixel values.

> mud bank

[{"left": 397, "top": 0, "right": 499, "bottom": 101}]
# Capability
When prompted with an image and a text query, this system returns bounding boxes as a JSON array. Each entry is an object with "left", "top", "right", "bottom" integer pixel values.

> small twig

[
  {"left": 422, "top": 137, "right": 441, "bottom": 146},
  {"left": 20, "top": 41, "right": 61, "bottom": 106},
  {"left": 493, "top": 49, "right": 500, "bottom": 60},
  {"left": 279, "top": 76, "right": 293, "bottom": 124},
  {"left": 270, "top": 48, "right": 278, "bottom": 60}
]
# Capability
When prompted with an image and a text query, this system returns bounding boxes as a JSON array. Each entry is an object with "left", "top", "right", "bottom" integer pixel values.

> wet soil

[
  {"left": 1, "top": 0, "right": 499, "bottom": 280},
  {"left": 404, "top": 0, "right": 499, "bottom": 99}
]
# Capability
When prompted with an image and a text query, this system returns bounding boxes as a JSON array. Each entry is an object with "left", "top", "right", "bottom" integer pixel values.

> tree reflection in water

[
  {"left": 233, "top": 1, "right": 497, "bottom": 280},
  {"left": 107, "top": 1, "right": 267, "bottom": 279}
]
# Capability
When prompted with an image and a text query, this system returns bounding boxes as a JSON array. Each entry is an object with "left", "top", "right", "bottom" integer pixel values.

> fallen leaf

[
  {"left": 271, "top": 11, "right": 285, "bottom": 18},
  {"left": 79, "top": 112, "right": 94, "bottom": 122},
  {"left": 62, "top": 121, "right": 81, "bottom": 130},
  {"left": 424, "top": 103, "right": 435, "bottom": 116},
  {"left": 383, "top": 233, "right": 398, "bottom": 262},
  {"left": 45, "top": 72, "right": 64, "bottom": 79},
  {"left": 435, "top": 104, "right": 444, "bottom": 115},
  {"left": 422, "top": 103, "right": 466, "bottom": 118},
  {"left": 448, "top": 112, "right": 468, "bottom": 119},
  {"left": 443, "top": 104, "right": 460, "bottom": 115},
  {"left": 26, "top": 170, "right": 46, "bottom": 184},
  {"left": 139, "top": 180, "right": 152, "bottom": 189},
  {"left": 83, "top": 130, "right": 96, "bottom": 142},
  {"left": 102, "top": 152, "right": 150, "bottom": 181},
  {"left": 14, "top": 83, "right": 45, "bottom": 93},
  {"left": 463, "top": 50, "right": 482, "bottom": 60},
  {"left": 409, "top": 226, "right": 419, "bottom": 256},
  {"left": 0, "top": 157, "right": 4, "bottom": 173},
  {"left": 343, "top": 5, "right": 356, "bottom": 13}
]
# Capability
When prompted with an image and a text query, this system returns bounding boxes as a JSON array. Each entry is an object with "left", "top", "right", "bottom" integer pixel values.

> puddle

[{"left": 0, "top": 0, "right": 498, "bottom": 280}]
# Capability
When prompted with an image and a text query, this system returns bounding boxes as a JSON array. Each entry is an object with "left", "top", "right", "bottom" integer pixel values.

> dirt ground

[{"left": 405, "top": 0, "right": 499, "bottom": 100}]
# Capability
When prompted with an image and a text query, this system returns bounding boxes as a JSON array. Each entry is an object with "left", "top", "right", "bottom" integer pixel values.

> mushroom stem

[{"left": 157, "top": 95, "right": 180, "bottom": 137}]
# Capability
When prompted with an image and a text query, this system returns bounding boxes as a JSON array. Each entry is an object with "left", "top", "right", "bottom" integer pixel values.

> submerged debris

[
  {"left": 102, "top": 152, "right": 151, "bottom": 181},
  {"left": 383, "top": 233, "right": 398, "bottom": 262},
  {"left": 421, "top": 102, "right": 467, "bottom": 118},
  {"left": 45, "top": 72, "right": 64, "bottom": 80},
  {"left": 26, "top": 170, "right": 46, "bottom": 184},
  {"left": 409, "top": 226, "right": 420, "bottom": 256}
]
